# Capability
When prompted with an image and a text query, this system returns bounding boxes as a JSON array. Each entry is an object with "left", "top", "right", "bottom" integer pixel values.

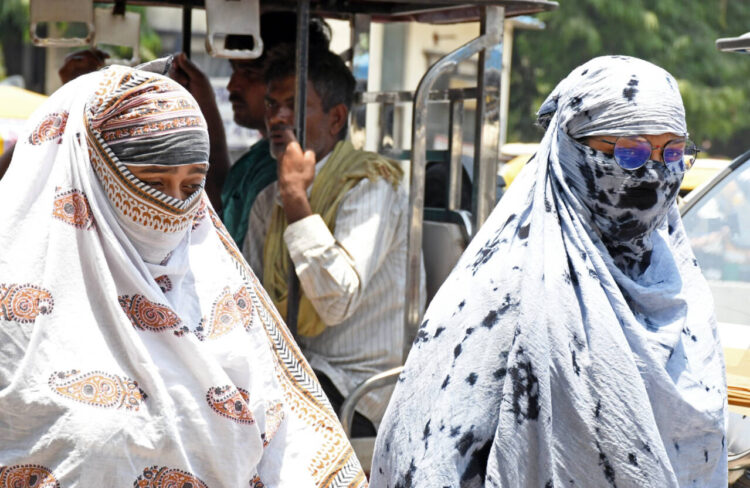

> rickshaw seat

[{"left": 422, "top": 208, "right": 473, "bottom": 304}]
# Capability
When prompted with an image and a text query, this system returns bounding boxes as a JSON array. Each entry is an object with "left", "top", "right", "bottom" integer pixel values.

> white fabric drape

[{"left": 0, "top": 66, "right": 366, "bottom": 487}]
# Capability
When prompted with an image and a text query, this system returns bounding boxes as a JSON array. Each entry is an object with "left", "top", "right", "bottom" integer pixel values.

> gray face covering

[
  {"left": 559, "top": 134, "right": 683, "bottom": 276},
  {"left": 537, "top": 55, "right": 688, "bottom": 278}
]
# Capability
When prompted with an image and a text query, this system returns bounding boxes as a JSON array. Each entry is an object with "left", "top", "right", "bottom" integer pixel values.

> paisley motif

[
  {"left": 134, "top": 466, "right": 208, "bottom": 488},
  {"left": 28, "top": 112, "right": 68, "bottom": 145},
  {"left": 0, "top": 464, "right": 60, "bottom": 488},
  {"left": 0, "top": 283, "right": 54, "bottom": 324},
  {"left": 118, "top": 294, "right": 181, "bottom": 332},
  {"left": 195, "top": 286, "right": 254, "bottom": 341},
  {"left": 154, "top": 275, "right": 172, "bottom": 293},
  {"left": 206, "top": 385, "right": 254, "bottom": 425},
  {"left": 261, "top": 401, "right": 285, "bottom": 447},
  {"left": 48, "top": 369, "right": 147, "bottom": 411},
  {"left": 235, "top": 286, "right": 253, "bottom": 330},
  {"left": 52, "top": 188, "right": 94, "bottom": 229}
]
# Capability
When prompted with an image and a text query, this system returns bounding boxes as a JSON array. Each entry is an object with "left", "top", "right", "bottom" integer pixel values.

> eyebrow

[{"left": 265, "top": 94, "right": 295, "bottom": 106}]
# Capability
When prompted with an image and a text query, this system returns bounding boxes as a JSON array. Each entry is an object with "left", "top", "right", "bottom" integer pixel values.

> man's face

[
  {"left": 265, "top": 76, "right": 338, "bottom": 161},
  {"left": 227, "top": 60, "right": 267, "bottom": 131}
]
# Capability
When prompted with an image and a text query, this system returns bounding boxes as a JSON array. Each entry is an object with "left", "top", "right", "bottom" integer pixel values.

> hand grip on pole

[
  {"left": 30, "top": 0, "right": 95, "bottom": 47},
  {"left": 205, "top": 0, "right": 264, "bottom": 59}
]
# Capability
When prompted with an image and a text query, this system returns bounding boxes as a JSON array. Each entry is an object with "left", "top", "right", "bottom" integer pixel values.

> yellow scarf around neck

[{"left": 263, "top": 140, "right": 404, "bottom": 337}]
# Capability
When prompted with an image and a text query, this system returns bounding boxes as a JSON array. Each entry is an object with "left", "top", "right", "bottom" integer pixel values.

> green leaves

[{"left": 509, "top": 0, "right": 750, "bottom": 157}]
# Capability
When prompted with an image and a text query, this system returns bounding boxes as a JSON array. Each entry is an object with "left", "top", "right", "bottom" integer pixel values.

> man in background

[
  {"left": 170, "top": 13, "right": 330, "bottom": 248},
  {"left": 244, "top": 45, "right": 423, "bottom": 436}
]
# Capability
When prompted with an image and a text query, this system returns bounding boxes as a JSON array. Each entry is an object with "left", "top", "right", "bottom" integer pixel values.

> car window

[{"left": 682, "top": 159, "right": 750, "bottom": 326}]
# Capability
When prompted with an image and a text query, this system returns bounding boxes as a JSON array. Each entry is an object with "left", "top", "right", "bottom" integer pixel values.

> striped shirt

[{"left": 243, "top": 153, "right": 424, "bottom": 427}]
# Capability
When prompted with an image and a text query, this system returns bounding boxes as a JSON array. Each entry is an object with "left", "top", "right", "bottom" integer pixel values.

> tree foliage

[{"left": 510, "top": 0, "right": 750, "bottom": 157}]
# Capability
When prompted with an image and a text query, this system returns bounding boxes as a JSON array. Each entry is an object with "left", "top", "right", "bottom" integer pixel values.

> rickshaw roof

[{"left": 117, "top": 0, "right": 557, "bottom": 23}]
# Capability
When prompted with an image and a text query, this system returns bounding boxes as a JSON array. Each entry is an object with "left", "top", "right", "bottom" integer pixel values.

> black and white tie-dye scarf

[{"left": 370, "top": 56, "right": 727, "bottom": 487}]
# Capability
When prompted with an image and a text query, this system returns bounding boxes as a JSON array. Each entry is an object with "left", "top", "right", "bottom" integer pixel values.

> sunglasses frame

[{"left": 595, "top": 136, "right": 700, "bottom": 172}]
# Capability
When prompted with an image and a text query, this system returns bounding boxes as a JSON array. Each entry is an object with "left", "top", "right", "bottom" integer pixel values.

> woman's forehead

[
  {"left": 598, "top": 132, "right": 681, "bottom": 142},
  {"left": 125, "top": 163, "right": 208, "bottom": 174}
]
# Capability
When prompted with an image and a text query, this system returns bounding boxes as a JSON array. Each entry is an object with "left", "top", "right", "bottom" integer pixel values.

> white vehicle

[{"left": 681, "top": 150, "right": 750, "bottom": 487}]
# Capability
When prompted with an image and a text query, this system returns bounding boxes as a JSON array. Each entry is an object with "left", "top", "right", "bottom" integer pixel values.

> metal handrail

[
  {"left": 729, "top": 448, "right": 750, "bottom": 484},
  {"left": 340, "top": 366, "right": 403, "bottom": 437},
  {"left": 355, "top": 86, "right": 499, "bottom": 105},
  {"left": 404, "top": 5, "right": 505, "bottom": 355}
]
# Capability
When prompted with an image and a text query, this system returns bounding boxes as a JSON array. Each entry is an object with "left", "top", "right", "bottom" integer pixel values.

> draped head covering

[
  {"left": 371, "top": 55, "right": 726, "bottom": 487},
  {"left": 85, "top": 63, "right": 209, "bottom": 264},
  {"left": 0, "top": 65, "right": 366, "bottom": 487}
]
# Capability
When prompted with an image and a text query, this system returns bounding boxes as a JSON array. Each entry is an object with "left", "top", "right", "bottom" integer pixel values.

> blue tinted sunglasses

[{"left": 595, "top": 136, "right": 699, "bottom": 174}]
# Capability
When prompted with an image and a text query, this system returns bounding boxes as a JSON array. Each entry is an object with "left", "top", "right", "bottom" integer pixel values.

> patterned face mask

[
  {"left": 85, "top": 66, "right": 209, "bottom": 263},
  {"left": 560, "top": 134, "right": 683, "bottom": 276}
]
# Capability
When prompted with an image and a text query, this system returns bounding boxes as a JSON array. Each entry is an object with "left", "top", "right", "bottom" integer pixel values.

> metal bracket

[
  {"left": 94, "top": 7, "right": 141, "bottom": 66},
  {"left": 717, "top": 32, "right": 750, "bottom": 54},
  {"left": 30, "top": 0, "right": 94, "bottom": 47},
  {"left": 205, "top": 0, "right": 263, "bottom": 59}
]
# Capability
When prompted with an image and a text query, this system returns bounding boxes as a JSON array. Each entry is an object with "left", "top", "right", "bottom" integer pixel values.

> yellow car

[{"left": 0, "top": 85, "right": 48, "bottom": 155}]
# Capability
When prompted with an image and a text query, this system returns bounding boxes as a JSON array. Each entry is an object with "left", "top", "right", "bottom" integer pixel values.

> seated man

[
  {"left": 169, "top": 13, "right": 331, "bottom": 246},
  {"left": 244, "top": 46, "right": 423, "bottom": 436}
]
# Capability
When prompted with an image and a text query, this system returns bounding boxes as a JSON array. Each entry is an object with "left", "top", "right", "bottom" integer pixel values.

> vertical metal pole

[
  {"left": 286, "top": 0, "right": 310, "bottom": 336},
  {"left": 447, "top": 99, "right": 464, "bottom": 210},
  {"left": 499, "top": 20, "right": 514, "bottom": 151},
  {"left": 349, "top": 14, "right": 371, "bottom": 149},
  {"left": 294, "top": 0, "right": 309, "bottom": 148},
  {"left": 471, "top": 6, "right": 504, "bottom": 231},
  {"left": 182, "top": 2, "right": 192, "bottom": 59}
]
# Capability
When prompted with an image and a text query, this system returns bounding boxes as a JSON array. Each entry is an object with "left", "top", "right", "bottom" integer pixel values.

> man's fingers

[
  {"left": 174, "top": 52, "right": 202, "bottom": 77},
  {"left": 282, "top": 127, "right": 298, "bottom": 144},
  {"left": 283, "top": 141, "right": 304, "bottom": 159}
]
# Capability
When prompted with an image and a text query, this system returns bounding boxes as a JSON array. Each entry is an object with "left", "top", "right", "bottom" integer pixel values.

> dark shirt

[{"left": 220, "top": 138, "right": 277, "bottom": 248}]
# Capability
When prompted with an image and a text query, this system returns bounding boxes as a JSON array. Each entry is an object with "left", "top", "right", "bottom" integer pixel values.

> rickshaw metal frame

[{"left": 119, "top": 0, "right": 556, "bottom": 21}]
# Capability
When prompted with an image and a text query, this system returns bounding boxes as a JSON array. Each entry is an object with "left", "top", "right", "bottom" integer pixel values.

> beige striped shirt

[{"left": 243, "top": 153, "right": 424, "bottom": 426}]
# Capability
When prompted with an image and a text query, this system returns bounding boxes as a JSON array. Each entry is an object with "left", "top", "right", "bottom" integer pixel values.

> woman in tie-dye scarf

[
  {"left": 0, "top": 63, "right": 366, "bottom": 487},
  {"left": 371, "top": 55, "right": 726, "bottom": 487}
]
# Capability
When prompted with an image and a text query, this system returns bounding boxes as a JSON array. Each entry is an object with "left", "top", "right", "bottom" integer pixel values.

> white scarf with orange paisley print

[{"left": 0, "top": 65, "right": 367, "bottom": 487}]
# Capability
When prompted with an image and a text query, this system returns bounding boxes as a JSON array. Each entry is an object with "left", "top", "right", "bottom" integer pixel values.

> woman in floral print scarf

[{"left": 0, "top": 63, "right": 366, "bottom": 488}]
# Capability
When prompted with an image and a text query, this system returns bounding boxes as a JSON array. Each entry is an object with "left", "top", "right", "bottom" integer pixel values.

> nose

[
  {"left": 649, "top": 145, "right": 664, "bottom": 163},
  {"left": 269, "top": 106, "right": 293, "bottom": 126},
  {"left": 227, "top": 72, "right": 242, "bottom": 93},
  {"left": 162, "top": 181, "right": 186, "bottom": 201}
]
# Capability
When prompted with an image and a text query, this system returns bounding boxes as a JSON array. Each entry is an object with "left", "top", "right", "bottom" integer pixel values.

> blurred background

[{"left": 3, "top": 0, "right": 750, "bottom": 160}]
